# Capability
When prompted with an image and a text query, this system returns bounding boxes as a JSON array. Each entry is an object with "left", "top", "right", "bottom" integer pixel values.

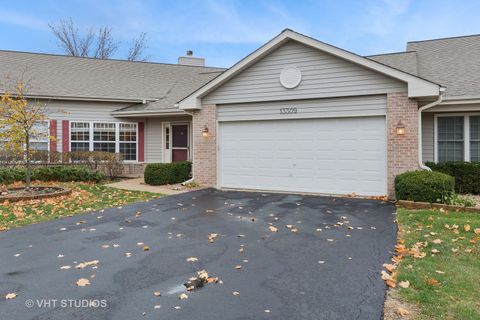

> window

[
  {"left": 70, "top": 122, "right": 137, "bottom": 161},
  {"left": 471, "top": 116, "right": 480, "bottom": 162},
  {"left": 119, "top": 123, "right": 137, "bottom": 161},
  {"left": 71, "top": 122, "right": 90, "bottom": 152},
  {"left": 437, "top": 116, "right": 464, "bottom": 162},
  {"left": 165, "top": 126, "right": 170, "bottom": 150},
  {"left": 93, "top": 123, "right": 116, "bottom": 153},
  {"left": 30, "top": 121, "right": 49, "bottom": 152}
]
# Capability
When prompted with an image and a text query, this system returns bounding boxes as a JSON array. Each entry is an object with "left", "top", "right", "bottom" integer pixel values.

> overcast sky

[{"left": 0, "top": 0, "right": 479, "bottom": 67}]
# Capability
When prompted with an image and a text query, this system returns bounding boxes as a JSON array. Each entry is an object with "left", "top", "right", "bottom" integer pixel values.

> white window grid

[{"left": 70, "top": 121, "right": 138, "bottom": 162}]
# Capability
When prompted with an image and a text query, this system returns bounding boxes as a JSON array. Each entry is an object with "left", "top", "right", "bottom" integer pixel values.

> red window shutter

[
  {"left": 62, "top": 120, "right": 69, "bottom": 153},
  {"left": 138, "top": 122, "right": 145, "bottom": 162},
  {"left": 49, "top": 120, "right": 57, "bottom": 152}
]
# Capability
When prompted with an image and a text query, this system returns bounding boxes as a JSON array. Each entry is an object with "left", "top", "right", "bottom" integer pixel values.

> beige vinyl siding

[
  {"left": 422, "top": 112, "right": 434, "bottom": 162},
  {"left": 145, "top": 118, "right": 163, "bottom": 163},
  {"left": 204, "top": 40, "right": 406, "bottom": 105},
  {"left": 217, "top": 95, "right": 386, "bottom": 122}
]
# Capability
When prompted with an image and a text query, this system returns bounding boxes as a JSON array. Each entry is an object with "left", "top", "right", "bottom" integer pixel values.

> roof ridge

[
  {"left": 366, "top": 50, "right": 416, "bottom": 57},
  {"left": 408, "top": 33, "right": 480, "bottom": 44},
  {"left": 0, "top": 49, "right": 225, "bottom": 70}
]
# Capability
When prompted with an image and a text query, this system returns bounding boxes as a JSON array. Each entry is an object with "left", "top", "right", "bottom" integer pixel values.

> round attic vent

[{"left": 280, "top": 67, "right": 302, "bottom": 89}]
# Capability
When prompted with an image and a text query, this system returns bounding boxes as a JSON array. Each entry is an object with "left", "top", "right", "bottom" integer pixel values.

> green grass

[
  {"left": 0, "top": 182, "right": 162, "bottom": 230},
  {"left": 396, "top": 209, "right": 480, "bottom": 320}
]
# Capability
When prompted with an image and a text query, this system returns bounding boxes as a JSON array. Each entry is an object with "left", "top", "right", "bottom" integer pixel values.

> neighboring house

[{"left": 1, "top": 29, "right": 479, "bottom": 198}]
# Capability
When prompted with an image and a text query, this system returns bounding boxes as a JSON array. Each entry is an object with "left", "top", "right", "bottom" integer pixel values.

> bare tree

[
  {"left": 49, "top": 18, "right": 148, "bottom": 61},
  {"left": 127, "top": 32, "right": 149, "bottom": 61},
  {"left": 93, "top": 26, "right": 118, "bottom": 59}
]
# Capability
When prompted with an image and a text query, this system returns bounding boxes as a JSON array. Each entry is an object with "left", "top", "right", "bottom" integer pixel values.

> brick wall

[
  {"left": 387, "top": 92, "right": 419, "bottom": 198},
  {"left": 192, "top": 105, "right": 217, "bottom": 186}
]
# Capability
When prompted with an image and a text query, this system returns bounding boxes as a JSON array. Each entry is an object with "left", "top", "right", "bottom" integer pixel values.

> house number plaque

[{"left": 279, "top": 107, "right": 298, "bottom": 114}]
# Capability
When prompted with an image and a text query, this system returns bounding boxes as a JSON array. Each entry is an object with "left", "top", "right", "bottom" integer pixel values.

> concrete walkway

[{"left": 105, "top": 177, "right": 195, "bottom": 195}]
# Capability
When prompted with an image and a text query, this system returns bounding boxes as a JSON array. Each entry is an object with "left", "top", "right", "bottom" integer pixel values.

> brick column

[
  {"left": 192, "top": 105, "right": 217, "bottom": 186},
  {"left": 387, "top": 92, "right": 419, "bottom": 199}
]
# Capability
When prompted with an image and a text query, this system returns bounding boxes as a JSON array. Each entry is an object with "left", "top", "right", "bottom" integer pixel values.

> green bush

[
  {"left": 32, "top": 166, "right": 105, "bottom": 182},
  {"left": 0, "top": 168, "right": 25, "bottom": 185},
  {"left": 144, "top": 162, "right": 192, "bottom": 185},
  {"left": 426, "top": 161, "right": 480, "bottom": 195},
  {"left": 395, "top": 170, "right": 455, "bottom": 203},
  {"left": 0, "top": 166, "right": 105, "bottom": 185}
]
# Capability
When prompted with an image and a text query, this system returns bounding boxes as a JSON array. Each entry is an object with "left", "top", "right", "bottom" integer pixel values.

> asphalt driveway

[{"left": 0, "top": 189, "right": 397, "bottom": 320}]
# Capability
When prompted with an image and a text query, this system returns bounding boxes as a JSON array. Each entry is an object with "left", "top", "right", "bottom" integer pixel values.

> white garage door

[{"left": 218, "top": 116, "right": 387, "bottom": 196}]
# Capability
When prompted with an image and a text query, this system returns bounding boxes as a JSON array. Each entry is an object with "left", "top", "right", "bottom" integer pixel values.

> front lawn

[
  {"left": 394, "top": 209, "right": 480, "bottom": 319},
  {"left": 0, "top": 182, "right": 161, "bottom": 230}
]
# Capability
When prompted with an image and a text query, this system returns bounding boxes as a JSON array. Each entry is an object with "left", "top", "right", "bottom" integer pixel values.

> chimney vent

[{"left": 178, "top": 50, "right": 205, "bottom": 67}]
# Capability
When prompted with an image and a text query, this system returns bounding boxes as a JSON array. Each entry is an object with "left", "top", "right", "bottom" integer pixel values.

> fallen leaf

[
  {"left": 398, "top": 280, "right": 410, "bottom": 288},
  {"left": 232, "top": 291, "right": 240, "bottom": 296},
  {"left": 435, "top": 270, "right": 445, "bottom": 274},
  {"left": 269, "top": 226, "right": 278, "bottom": 233},
  {"left": 75, "top": 260, "right": 99, "bottom": 269},
  {"left": 153, "top": 291, "right": 161, "bottom": 297},
  {"left": 383, "top": 263, "right": 396, "bottom": 272},
  {"left": 143, "top": 246, "right": 150, "bottom": 251},
  {"left": 395, "top": 307, "right": 410, "bottom": 317},
  {"left": 432, "top": 239, "right": 443, "bottom": 244},
  {"left": 426, "top": 278, "right": 439, "bottom": 286},
  {"left": 234, "top": 265, "right": 242, "bottom": 270},
  {"left": 474, "top": 228, "right": 480, "bottom": 235},
  {"left": 431, "top": 249, "right": 440, "bottom": 254},
  {"left": 197, "top": 270, "right": 209, "bottom": 280},
  {"left": 208, "top": 233, "right": 219, "bottom": 243},
  {"left": 178, "top": 293, "right": 188, "bottom": 300},
  {"left": 76, "top": 278, "right": 91, "bottom": 287},
  {"left": 125, "top": 252, "right": 132, "bottom": 258},
  {"left": 154, "top": 305, "right": 161, "bottom": 309},
  {"left": 60, "top": 265, "right": 71, "bottom": 270},
  {"left": 5, "top": 293, "right": 17, "bottom": 300},
  {"left": 285, "top": 225, "right": 293, "bottom": 229},
  {"left": 464, "top": 224, "right": 471, "bottom": 232},
  {"left": 291, "top": 228, "right": 299, "bottom": 233},
  {"left": 186, "top": 257, "right": 198, "bottom": 262}
]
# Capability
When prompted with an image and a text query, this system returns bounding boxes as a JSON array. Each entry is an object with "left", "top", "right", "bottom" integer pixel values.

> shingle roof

[
  {"left": 407, "top": 35, "right": 480, "bottom": 97},
  {"left": 0, "top": 50, "right": 224, "bottom": 112},
  {"left": 366, "top": 51, "right": 418, "bottom": 76},
  {"left": 368, "top": 35, "right": 480, "bottom": 98}
]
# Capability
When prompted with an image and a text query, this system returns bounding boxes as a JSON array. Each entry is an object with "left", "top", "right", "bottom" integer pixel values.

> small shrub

[
  {"left": 426, "top": 161, "right": 480, "bottom": 195},
  {"left": 395, "top": 170, "right": 455, "bottom": 203},
  {"left": 32, "top": 166, "right": 105, "bottom": 182},
  {"left": 0, "top": 166, "right": 105, "bottom": 184},
  {"left": 144, "top": 162, "right": 192, "bottom": 185}
]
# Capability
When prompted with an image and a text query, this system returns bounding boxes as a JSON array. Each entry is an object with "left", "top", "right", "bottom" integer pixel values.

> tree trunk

[{"left": 25, "top": 135, "right": 31, "bottom": 190}]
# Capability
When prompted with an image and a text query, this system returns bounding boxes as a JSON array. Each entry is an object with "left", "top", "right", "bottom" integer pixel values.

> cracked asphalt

[{"left": 0, "top": 189, "right": 397, "bottom": 320}]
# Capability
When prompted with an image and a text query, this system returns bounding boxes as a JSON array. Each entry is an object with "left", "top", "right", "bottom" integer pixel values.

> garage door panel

[{"left": 219, "top": 117, "right": 387, "bottom": 196}]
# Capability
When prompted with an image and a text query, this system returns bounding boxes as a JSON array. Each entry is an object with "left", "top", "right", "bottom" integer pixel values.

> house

[{"left": 1, "top": 29, "right": 479, "bottom": 198}]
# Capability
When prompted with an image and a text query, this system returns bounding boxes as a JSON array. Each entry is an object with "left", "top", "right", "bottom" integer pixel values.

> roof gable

[{"left": 179, "top": 29, "right": 441, "bottom": 109}]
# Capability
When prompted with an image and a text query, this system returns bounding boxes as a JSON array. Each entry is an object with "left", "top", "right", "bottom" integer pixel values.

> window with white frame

[
  {"left": 119, "top": 123, "right": 137, "bottom": 161},
  {"left": 71, "top": 122, "right": 90, "bottom": 151},
  {"left": 30, "top": 121, "right": 49, "bottom": 150},
  {"left": 471, "top": 116, "right": 480, "bottom": 162},
  {"left": 437, "top": 116, "right": 464, "bottom": 162},
  {"left": 436, "top": 115, "right": 480, "bottom": 163},
  {"left": 70, "top": 122, "right": 137, "bottom": 161},
  {"left": 93, "top": 123, "right": 116, "bottom": 153}
]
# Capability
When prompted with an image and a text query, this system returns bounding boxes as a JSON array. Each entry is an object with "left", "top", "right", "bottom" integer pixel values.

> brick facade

[
  {"left": 192, "top": 105, "right": 217, "bottom": 186},
  {"left": 386, "top": 92, "right": 419, "bottom": 198}
]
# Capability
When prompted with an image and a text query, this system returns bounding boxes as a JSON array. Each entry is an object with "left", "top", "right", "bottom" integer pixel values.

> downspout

[{"left": 418, "top": 89, "right": 445, "bottom": 171}]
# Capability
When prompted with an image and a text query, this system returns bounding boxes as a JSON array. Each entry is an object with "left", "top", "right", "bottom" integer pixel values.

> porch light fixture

[
  {"left": 202, "top": 125, "right": 209, "bottom": 137},
  {"left": 396, "top": 120, "right": 406, "bottom": 136}
]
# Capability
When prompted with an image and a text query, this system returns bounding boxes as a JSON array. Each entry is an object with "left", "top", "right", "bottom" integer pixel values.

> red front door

[{"left": 172, "top": 125, "right": 188, "bottom": 162}]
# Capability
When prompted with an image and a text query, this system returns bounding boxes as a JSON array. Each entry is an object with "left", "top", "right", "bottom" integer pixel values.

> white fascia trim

[
  {"left": 440, "top": 96, "right": 480, "bottom": 105},
  {"left": 178, "top": 29, "right": 441, "bottom": 110},
  {"left": 22, "top": 94, "right": 159, "bottom": 103},
  {"left": 111, "top": 110, "right": 188, "bottom": 117}
]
